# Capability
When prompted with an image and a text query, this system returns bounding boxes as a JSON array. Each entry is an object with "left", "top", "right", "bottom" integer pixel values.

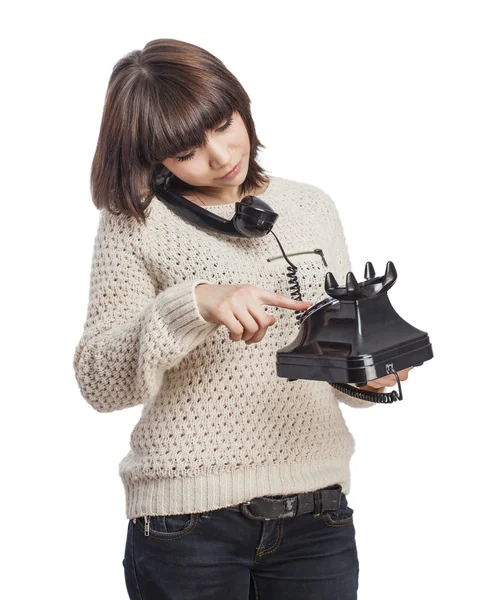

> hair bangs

[{"left": 153, "top": 90, "right": 236, "bottom": 161}]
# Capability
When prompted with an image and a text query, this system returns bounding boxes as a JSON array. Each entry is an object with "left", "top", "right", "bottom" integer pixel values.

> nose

[{"left": 207, "top": 139, "right": 232, "bottom": 168}]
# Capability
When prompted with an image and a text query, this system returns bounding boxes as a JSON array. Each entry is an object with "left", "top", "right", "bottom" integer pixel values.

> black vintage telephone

[{"left": 154, "top": 171, "right": 434, "bottom": 403}]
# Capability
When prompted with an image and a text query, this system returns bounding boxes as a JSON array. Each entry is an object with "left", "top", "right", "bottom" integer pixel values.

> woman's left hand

[{"left": 364, "top": 366, "right": 414, "bottom": 389}]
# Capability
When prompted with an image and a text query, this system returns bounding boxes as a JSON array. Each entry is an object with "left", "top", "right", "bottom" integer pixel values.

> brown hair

[{"left": 90, "top": 38, "right": 269, "bottom": 224}]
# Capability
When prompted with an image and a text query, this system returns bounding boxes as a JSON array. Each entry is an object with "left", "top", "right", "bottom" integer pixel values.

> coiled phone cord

[
  {"left": 269, "top": 231, "right": 403, "bottom": 403},
  {"left": 268, "top": 231, "right": 314, "bottom": 326},
  {"left": 330, "top": 379, "right": 402, "bottom": 404}
]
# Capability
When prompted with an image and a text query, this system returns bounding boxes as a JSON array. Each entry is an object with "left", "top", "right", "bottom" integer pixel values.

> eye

[
  {"left": 177, "top": 151, "right": 196, "bottom": 162},
  {"left": 217, "top": 116, "right": 233, "bottom": 132},
  {"left": 175, "top": 117, "right": 234, "bottom": 162}
]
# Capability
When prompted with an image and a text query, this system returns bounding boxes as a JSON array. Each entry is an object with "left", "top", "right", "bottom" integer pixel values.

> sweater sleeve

[
  {"left": 315, "top": 188, "right": 380, "bottom": 409},
  {"left": 73, "top": 209, "right": 221, "bottom": 413}
]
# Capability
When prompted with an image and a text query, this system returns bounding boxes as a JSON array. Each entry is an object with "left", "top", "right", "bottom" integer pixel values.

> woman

[{"left": 73, "top": 38, "right": 412, "bottom": 600}]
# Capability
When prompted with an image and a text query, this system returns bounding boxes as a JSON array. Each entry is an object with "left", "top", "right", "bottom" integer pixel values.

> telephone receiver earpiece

[{"left": 154, "top": 173, "right": 279, "bottom": 238}]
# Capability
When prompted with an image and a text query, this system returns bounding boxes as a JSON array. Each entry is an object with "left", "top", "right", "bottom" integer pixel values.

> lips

[{"left": 220, "top": 160, "right": 240, "bottom": 179}]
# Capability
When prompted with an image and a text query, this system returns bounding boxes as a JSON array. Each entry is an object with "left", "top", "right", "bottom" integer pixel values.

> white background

[{"left": 2, "top": 1, "right": 475, "bottom": 598}]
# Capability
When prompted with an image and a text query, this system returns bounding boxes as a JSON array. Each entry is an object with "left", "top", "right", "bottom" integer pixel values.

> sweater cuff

[{"left": 156, "top": 279, "right": 219, "bottom": 345}]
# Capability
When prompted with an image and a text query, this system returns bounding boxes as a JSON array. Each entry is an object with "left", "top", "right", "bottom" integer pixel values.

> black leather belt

[{"left": 226, "top": 484, "right": 343, "bottom": 521}]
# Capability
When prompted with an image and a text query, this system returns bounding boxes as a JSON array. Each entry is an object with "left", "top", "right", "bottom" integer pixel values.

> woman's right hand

[{"left": 194, "top": 283, "right": 313, "bottom": 345}]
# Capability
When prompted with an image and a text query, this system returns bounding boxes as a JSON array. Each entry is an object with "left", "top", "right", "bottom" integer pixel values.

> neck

[
  {"left": 191, "top": 177, "right": 270, "bottom": 206},
  {"left": 167, "top": 175, "right": 270, "bottom": 207},
  {"left": 192, "top": 185, "right": 242, "bottom": 206}
]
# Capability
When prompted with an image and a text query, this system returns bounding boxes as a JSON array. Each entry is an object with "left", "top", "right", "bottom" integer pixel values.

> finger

[
  {"left": 230, "top": 306, "right": 261, "bottom": 342},
  {"left": 369, "top": 376, "right": 396, "bottom": 387},
  {"left": 221, "top": 313, "right": 245, "bottom": 342},
  {"left": 244, "top": 305, "right": 276, "bottom": 344},
  {"left": 259, "top": 289, "right": 313, "bottom": 311},
  {"left": 367, "top": 365, "right": 414, "bottom": 388},
  {"left": 367, "top": 380, "right": 389, "bottom": 389},
  {"left": 373, "top": 372, "right": 410, "bottom": 388}
]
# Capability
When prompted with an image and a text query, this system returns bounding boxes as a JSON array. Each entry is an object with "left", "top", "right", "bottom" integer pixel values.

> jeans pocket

[
  {"left": 134, "top": 513, "right": 200, "bottom": 539},
  {"left": 323, "top": 496, "right": 354, "bottom": 528}
]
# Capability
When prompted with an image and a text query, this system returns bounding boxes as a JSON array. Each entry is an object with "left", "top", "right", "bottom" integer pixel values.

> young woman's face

[{"left": 161, "top": 110, "right": 251, "bottom": 189}]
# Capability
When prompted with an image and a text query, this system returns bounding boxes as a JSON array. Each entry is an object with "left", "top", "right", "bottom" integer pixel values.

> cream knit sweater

[{"left": 73, "top": 174, "right": 378, "bottom": 520}]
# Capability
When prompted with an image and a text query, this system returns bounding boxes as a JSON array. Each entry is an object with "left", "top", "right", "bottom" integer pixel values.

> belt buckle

[
  {"left": 239, "top": 500, "right": 271, "bottom": 521},
  {"left": 239, "top": 496, "right": 297, "bottom": 521}
]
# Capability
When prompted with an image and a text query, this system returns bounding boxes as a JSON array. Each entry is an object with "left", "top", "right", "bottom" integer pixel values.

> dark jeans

[{"left": 123, "top": 492, "right": 359, "bottom": 599}]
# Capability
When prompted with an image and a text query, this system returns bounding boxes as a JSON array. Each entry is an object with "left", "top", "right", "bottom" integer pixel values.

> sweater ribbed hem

[{"left": 121, "top": 458, "right": 352, "bottom": 519}]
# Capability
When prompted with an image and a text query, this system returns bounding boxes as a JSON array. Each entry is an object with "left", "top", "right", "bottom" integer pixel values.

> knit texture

[{"left": 73, "top": 174, "right": 379, "bottom": 520}]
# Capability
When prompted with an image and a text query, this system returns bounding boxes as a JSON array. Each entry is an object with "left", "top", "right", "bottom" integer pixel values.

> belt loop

[
  {"left": 312, "top": 489, "right": 322, "bottom": 517},
  {"left": 144, "top": 515, "right": 150, "bottom": 536}
]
